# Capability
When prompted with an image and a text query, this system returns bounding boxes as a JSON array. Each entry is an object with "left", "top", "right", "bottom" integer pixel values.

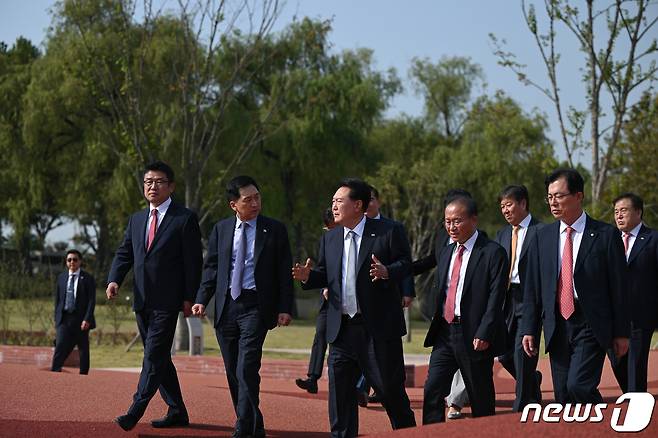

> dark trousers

[
  {"left": 307, "top": 302, "right": 328, "bottom": 379},
  {"left": 51, "top": 313, "right": 90, "bottom": 374},
  {"left": 216, "top": 291, "right": 267, "bottom": 437},
  {"left": 423, "top": 322, "right": 495, "bottom": 424},
  {"left": 549, "top": 305, "right": 605, "bottom": 404},
  {"left": 128, "top": 309, "right": 186, "bottom": 419},
  {"left": 328, "top": 315, "right": 415, "bottom": 438},
  {"left": 497, "top": 290, "right": 542, "bottom": 411},
  {"left": 607, "top": 324, "right": 653, "bottom": 393}
]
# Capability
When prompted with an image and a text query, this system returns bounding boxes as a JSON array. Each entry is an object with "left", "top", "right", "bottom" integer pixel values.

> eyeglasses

[
  {"left": 444, "top": 219, "right": 465, "bottom": 228},
  {"left": 143, "top": 179, "right": 169, "bottom": 187},
  {"left": 544, "top": 193, "right": 573, "bottom": 204},
  {"left": 66, "top": 258, "right": 79, "bottom": 262}
]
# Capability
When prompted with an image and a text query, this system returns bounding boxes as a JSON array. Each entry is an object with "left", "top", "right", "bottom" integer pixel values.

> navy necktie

[{"left": 65, "top": 274, "right": 76, "bottom": 312}]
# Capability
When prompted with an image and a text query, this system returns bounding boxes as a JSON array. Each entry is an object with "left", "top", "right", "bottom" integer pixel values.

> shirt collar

[
  {"left": 458, "top": 230, "right": 479, "bottom": 252},
  {"left": 236, "top": 215, "right": 258, "bottom": 230},
  {"left": 344, "top": 215, "right": 367, "bottom": 239},
  {"left": 624, "top": 222, "right": 643, "bottom": 237},
  {"left": 518, "top": 213, "right": 532, "bottom": 228},
  {"left": 150, "top": 197, "right": 172, "bottom": 214},
  {"left": 68, "top": 268, "right": 81, "bottom": 276},
  {"left": 560, "top": 211, "right": 587, "bottom": 234}
]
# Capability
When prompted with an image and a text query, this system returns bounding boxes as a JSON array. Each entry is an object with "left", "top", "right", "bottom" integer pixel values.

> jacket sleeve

[
  {"left": 521, "top": 234, "right": 542, "bottom": 339},
  {"left": 303, "top": 234, "right": 329, "bottom": 290},
  {"left": 276, "top": 222, "right": 294, "bottom": 315},
  {"left": 182, "top": 211, "right": 203, "bottom": 303},
  {"left": 196, "top": 223, "right": 219, "bottom": 306},
  {"left": 84, "top": 274, "right": 96, "bottom": 323},
  {"left": 53, "top": 275, "right": 60, "bottom": 323},
  {"left": 384, "top": 223, "right": 411, "bottom": 282},
  {"left": 107, "top": 215, "right": 135, "bottom": 286},
  {"left": 474, "top": 245, "right": 508, "bottom": 342}
]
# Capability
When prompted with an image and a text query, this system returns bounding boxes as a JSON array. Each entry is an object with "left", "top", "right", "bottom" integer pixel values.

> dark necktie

[
  {"left": 147, "top": 209, "right": 158, "bottom": 251},
  {"left": 444, "top": 244, "right": 465, "bottom": 323},
  {"left": 65, "top": 274, "right": 76, "bottom": 312},
  {"left": 230, "top": 222, "right": 249, "bottom": 300}
]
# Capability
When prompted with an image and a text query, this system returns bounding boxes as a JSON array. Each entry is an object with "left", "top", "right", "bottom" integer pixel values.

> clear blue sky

[{"left": 1, "top": 0, "right": 656, "bottom": 244}]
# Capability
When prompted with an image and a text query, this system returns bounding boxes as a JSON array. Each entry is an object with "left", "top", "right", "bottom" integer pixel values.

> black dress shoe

[
  {"left": 151, "top": 413, "right": 190, "bottom": 428},
  {"left": 114, "top": 414, "right": 138, "bottom": 431},
  {"left": 368, "top": 392, "right": 382, "bottom": 403},
  {"left": 535, "top": 371, "right": 543, "bottom": 402},
  {"left": 357, "top": 390, "right": 368, "bottom": 407},
  {"left": 295, "top": 377, "right": 318, "bottom": 394}
]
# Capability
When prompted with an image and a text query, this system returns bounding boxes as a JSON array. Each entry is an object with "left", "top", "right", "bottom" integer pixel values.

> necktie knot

[
  {"left": 456, "top": 244, "right": 465, "bottom": 256},
  {"left": 565, "top": 225, "right": 573, "bottom": 237},
  {"left": 151, "top": 209, "right": 158, "bottom": 218}
]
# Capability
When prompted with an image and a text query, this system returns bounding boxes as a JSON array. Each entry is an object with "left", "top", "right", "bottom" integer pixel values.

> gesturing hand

[
  {"left": 191, "top": 304, "right": 206, "bottom": 317},
  {"left": 106, "top": 282, "right": 119, "bottom": 300},
  {"left": 369, "top": 254, "right": 389, "bottom": 281},
  {"left": 292, "top": 258, "right": 313, "bottom": 282}
]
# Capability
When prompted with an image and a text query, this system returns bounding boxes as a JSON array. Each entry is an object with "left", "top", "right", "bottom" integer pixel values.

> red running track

[{"left": 0, "top": 352, "right": 657, "bottom": 437}]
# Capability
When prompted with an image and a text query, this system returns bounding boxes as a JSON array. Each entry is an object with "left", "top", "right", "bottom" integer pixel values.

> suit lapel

[
  {"left": 136, "top": 209, "right": 149, "bottom": 255},
  {"left": 628, "top": 224, "right": 651, "bottom": 265},
  {"left": 462, "top": 236, "right": 483, "bottom": 294},
  {"left": 222, "top": 218, "right": 237, "bottom": 276},
  {"left": 356, "top": 219, "right": 375, "bottom": 275},
  {"left": 546, "top": 221, "right": 560, "bottom": 281},
  {"left": 519, "top": 219, "right": 537, "bottom": 262},
  {"left": 254, "top": 216, "right": 267, "bottom": 268},
  {"left": 501, "top": 226, "right": 512, "bottom": 258},
  {"left": 575, "top": 215, "right": 599, "bottom": 274},
  {"left": 436, "top": 243, "right": 454, "bottom": 298},
  {"left": 59, "top": 274, "right": 68, "bottom": 303},
  {"left": 329, "top": 229, "right": 344, "bottom": 294}
]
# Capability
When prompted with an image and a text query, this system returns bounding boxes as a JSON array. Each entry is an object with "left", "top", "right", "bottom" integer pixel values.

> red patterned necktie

[
  {"left": 558, "top": 226, "right": 575, "bottom": 319},
  {"left": 147, "top": 209, "right": 158, "bottom": 251},
  {"left": 444, "top": 244, "right": 465, "bottom": 323}
]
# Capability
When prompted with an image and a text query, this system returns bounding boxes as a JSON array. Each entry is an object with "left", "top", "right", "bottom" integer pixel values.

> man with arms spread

[
  {"left": 193, "top": 176, "right": 293, "bottom": 438},
  {"left": 293, "top": 178, "right": 416, "bottom": 438},
  {"left": 107, "top": 161, "right": 202, "bottom": 431},
  {"left": 522, "top": 168, "right": 629, "bottom": 403}
]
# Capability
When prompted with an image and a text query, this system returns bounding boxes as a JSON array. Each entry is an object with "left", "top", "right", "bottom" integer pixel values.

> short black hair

[
  {"left": 144, "top": 161, "right": 175, "bottom": 183},
  {"left": 65, "top": 249, "right": 82, "bottom": 260},
  {"left": 446, "top": 195, "right": 478, "bottom": 217},
  {"left": 226, "top": 175, "right": 260, "bottom": 201},
  {"left": 613, "top": 192, "right": 644, "bottom": 218},
  {"left": 337, "top": 178, "right": 371, "bottom": 213},
  {"left": 545, "top": 168, "right": 584, "bottom": 194},
  {"left": 443, "top": 189, "right": 472, "bottom": 208},
  {"left": 322, "top": 208, "right": 335, "bottom": 227},
  {"left": 369, "top": 185, "right": 380, "bottom": 200},
  {"left": 498, "top": 185, "right": 530, "bottom": 210}
]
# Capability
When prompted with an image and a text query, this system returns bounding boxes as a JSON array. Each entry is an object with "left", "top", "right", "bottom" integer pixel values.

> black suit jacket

[
  {"left": 196, "top": 215, "right": 294, "bottom": 330},
  {"left": 626, "top": 224, "right": 658, "bottom": 330},
  {"left": 303, "top": 217, "right": 411, "bottom": 342},
  {"left": 380, "top": 216, "right": 415, "bottom": 298},
  {"left": 54, "top": 270, "right": 96, "bottom": 329},
  {"left": 494, "top": 216, "right": 544, "bottom": 302},
  {"left": 423, "top": 233, "right": 508, "bottom": 357},
  {"left": 108, "top": 202, "right": 203, "bottom": 312},
  {"left": 522, "top": 215, "right": 630, "bottom": 351}
]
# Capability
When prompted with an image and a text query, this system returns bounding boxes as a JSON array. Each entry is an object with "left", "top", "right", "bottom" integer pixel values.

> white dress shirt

[
  {"left": 558, "top": 211, "right": 587, "bottom": 299},
  {"left": 342, "top": 215, "right": 366, "bottom": 314},
  {"left": 510, "top": 214, "right": 532, "bottom": 285},
  {"left": 145, "top": 197, "right": 172, "bottom": 245},
  {"left": 446, "top": 230, "right": 479, "bottom": 317}
]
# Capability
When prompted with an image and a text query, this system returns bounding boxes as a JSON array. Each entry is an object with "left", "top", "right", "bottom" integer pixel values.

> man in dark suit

[
  {"left": 107, "top": 161, "right": 202, "bottom": 431},
  {"left": 522, "top": 168, "right": 629, "bottom": 403},
  {"left": 296, "top": 208, "right": 335, "bottom": 395},
  {"left": 192, "top": 175, "right": 293, "bottom": 438},
  {"left": 293, "top": 178, "right": 416, "bottom": 438},
  {"left": 51, "top": 249, "right": 96, "bottom": 375},
  {"left": 494, "top": 185, "right": 543, "bottom": 411},
  {"left": 422, "top": 196, "right": 508, "bottom": 424},
  {"left": 607, "top": 193, "right": 658, "bottom": 393}
]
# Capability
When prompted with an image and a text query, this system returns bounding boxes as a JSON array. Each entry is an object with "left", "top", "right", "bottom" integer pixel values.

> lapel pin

[
  {"left": 371, "top": 233, "right": 375, "bottom": 237},
  {"left": 263, "top": 229, "right": 268, "bottom": 233},
  {"left": 590, "top": 233, "right": 594, "bottom": 237},
  {"left": 640, "top": 237, "right": 644, "bottom": 240}
]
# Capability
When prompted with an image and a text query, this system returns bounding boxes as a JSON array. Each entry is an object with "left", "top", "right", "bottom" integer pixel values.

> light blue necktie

[
  {"left": 65, "top": 274, "right": 76, "bottom": 312},
  {"left": 230, "top": 222, "right": 248, "bottom": 300},
  {"left": 344, "top": 231, "right": 358, "bottom": 317}
]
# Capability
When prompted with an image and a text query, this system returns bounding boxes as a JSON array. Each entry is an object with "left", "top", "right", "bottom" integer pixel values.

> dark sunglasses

[{"left": 66, "top": 258, "right": 79, "bottom": 262}]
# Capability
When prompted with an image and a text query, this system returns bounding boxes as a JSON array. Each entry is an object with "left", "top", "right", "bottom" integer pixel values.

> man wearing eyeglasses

[
  {"left": 107, "top": 161, "right": 202, "bottom": 431},
  {"left": 521, "top": 168, "right": 629, "bottom": 404},
  {"left": 51, "top": 249, "right": 96, "bottom": 375}
]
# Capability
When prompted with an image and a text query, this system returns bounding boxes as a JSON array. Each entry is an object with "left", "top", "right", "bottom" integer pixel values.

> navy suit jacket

[
  {"left": 54, "top": 270, "right": 96, "bottom": 329},
  {"left": 302, "top": 217, "right": 411, "bottom": 343},
  {"left": 626, "top": 224, "right": 658, "bottom": 330},
  {"left": 108, "top": 202, "right": 203, "bottom": 312},
  {"left": 380, "top": 215, "right": 415, "bottom": 298},
  {"left": 522, "top": 215, "right": 630, "bottom": 351},
  {"left": 195, "top": 215, "right": 294, "bottom": 330},
  {"left": 423, "top": 233, "right": 508, "bottom": 357},
  {"left": 494, "top": 216, "right": 544, "bottom": 302}
]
